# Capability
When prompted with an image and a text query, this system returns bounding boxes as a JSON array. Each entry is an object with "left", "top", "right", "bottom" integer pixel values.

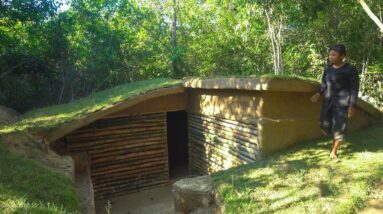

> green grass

[
  {"left": 185, "top": 73, "right": 320, "bottom": 83},
  {"left": 0, "top": 78, "right": 182, "bottom": 134},
  {"left": 0, "top": 143, "right": 79, "bottom": 214},
  {"left": 213, "top": 124, "right": 383, "bottom": 214}
]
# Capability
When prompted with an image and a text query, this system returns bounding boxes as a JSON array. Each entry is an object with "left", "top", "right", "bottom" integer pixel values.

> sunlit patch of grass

[
  {"left": 213, "top": 125, "right": 383, "bottom": 214},
  {"left": 0, "top": 78, "right": 182, "bottom": 134},
  {"left": 0, "top": 143, "right": 79, "bottom": 214},
  {"left": 0, "top": 195, "right": 73, "bottom": 214}
]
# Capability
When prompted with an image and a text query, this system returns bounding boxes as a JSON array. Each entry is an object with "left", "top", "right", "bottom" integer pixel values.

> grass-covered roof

[{"left": 0, "top": 78, "right": 182, "bottom": 135}]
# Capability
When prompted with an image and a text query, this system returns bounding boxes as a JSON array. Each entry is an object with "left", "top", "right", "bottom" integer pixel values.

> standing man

[{"left": 310, "top": 44, "right": 360, "bottom": 159}]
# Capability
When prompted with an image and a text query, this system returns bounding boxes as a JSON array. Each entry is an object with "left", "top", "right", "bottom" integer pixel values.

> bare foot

[{"left": 329, "top": 153, "right": 337, "bottom": 159}]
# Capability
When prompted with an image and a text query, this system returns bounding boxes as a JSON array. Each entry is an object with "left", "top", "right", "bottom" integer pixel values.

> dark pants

[{"left": 320, "top": 103, "right": 348, "bottom": 141}]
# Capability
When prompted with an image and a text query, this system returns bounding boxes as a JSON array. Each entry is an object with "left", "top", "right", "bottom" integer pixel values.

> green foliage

[
  {"left": 0, "top": 78, "right": 181, "bottom": 134},
  {"left": 0, "top": 143, "right": 79, "bottom": 214},
  {"left": 0, "top": 0, "right": 59, "bottom": 23},
  {"left": 360, "top": 64, "right": 383, "bottom": 107},
  {"left": 213, "top": 124, "right": 383, "bottom": 213},
  {"left": 0, "top": 0, "right": 382, "bottom": 111}
]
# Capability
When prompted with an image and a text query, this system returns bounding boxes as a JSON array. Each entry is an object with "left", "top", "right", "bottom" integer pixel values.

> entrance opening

[{"left": 167, "top": 111, "right": 189, "bottom": 180}]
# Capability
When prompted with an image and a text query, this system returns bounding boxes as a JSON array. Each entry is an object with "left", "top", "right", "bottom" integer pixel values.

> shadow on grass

[
  {"left": 0, "top": 144, "right": 79, "bottom": 213},
  {"left": 212, "top": 124, "right": 383, "bottom": 213}
]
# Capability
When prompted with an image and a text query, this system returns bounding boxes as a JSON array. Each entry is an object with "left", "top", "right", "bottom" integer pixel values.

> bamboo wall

[
  {"left": 188, "top": 113, "right": 260, "bottom": 174},
  {"left": 65, "top": 112, "right": 169, "bottom": 199}
]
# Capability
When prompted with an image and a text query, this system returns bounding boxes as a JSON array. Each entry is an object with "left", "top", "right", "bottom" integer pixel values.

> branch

[{"left": 358, "top": 0, "right": 383, "bottom": 33}]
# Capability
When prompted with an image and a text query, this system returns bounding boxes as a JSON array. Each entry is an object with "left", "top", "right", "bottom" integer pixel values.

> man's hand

[
  {"left": 348, "top": 106, "right": 356, "bottom": 117},
  {"left": 310, "top": 93, "right": 320, "bottom": 103}
]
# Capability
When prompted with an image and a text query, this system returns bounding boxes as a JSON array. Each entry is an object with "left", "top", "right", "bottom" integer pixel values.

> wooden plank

[
  {"left": 189, "top": 149, "right": 225, "bottom": 170},
  {"left": 188, "top": 118, "right": 258, "bottom": 145},
  {"left": 92, "top": 163, "right": 168, "bottom": 186},
  {"left": 86, "top": 140, "right": 166, "bottom": 155},
  {"left": 188, "top": 134, "right": 256, "bottom": 162},
  {"left": 82, "top": 112, "right": 166, "bottom": 129},
  {"left": 68, "top": 115, "right": 166, "bottom": 138},
  {"left": 188, "top": 121, "right": 258, "bottom": 149},
  {"left": 90, "top": 146, "right": 166, "bottom": 165},
  {"left": 188, "top": 142, "right": 247, "bottom": 167},
  {"left": 73, "top": 117, "right": 165, "bottom": 131},
  {"left": 189, "top": 152, "right": 223, "bottom": 174},
  {"left": 91, "top": 153, "right": 166, "bottom": 170},
  {"left": 65, "top": 112, "right": 169, "bottom": 199},
  {"left": 66, "top": 129, "right": 165, "bottom": 144},
  {"left": 92, "top": 159, "right": 168, "bottom": 175},
  {"left": 189, "top": 113, "right": 258, "bottom": 130},
  {"left": 189, "top": 146, "right": 226, "bottom": 167},
  {"left": 189, "top": 136, "right": 256, "bottom": 163},
  {"left": 67, "top": 136, "right": 166, "bottom": 152},
  {"left": 72, "top": 115, "right": 165, "bottom": 130},
  {"left": 88, "top": 143, "right": 166, "bottom": 158},
  {"left": 92, "top": 166, "right": 168, "bottom": 185},
  {"left": 187, "top": 112, "right": 261, "bottom": 174},
  {"left": 188, "top": 127, "right": 258, "bottom": 157},
  {"left": 91, "top": 159, "right": 168, "bottom": 176},
  {"left": 188, "top": 117, "right": 258, "bottom": 140},
  {"left": 67, "top": 125, "right": 166, "bottom": 139},
  {"left": 189, "top": 141, "right": 245, "bottom": 165},
  {"left": 189, "top": 143, "right": 245, "bottom": 168},
  {"left": 71, "top": 118, "right": 165, "bottom": 133}
]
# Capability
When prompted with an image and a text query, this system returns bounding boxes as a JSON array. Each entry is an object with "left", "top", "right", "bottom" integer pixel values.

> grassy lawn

[
  {"left": 0, "top": 78, "right": 182, "bottom": 135},
  {"left": 0, "top": 143, "right": 79, "bottom": 214},
  {"left": 213, "top": 124, "right": 383, "bottom": 214}
]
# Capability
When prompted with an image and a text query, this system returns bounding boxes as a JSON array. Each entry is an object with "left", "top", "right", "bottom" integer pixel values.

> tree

[
  {"left": 358, "top": 0, "right": 383, "bottom": 33},
  {"left": 1, "top": 0, "right": 382, "bottom": 111},
  {"left": 263, "top": 4, "right": 284, "bottom": 75}
]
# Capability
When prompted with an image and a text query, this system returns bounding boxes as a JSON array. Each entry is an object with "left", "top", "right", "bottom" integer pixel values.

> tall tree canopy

[{"left": 1, "top": 0, "right": 382, "bottom": 112}]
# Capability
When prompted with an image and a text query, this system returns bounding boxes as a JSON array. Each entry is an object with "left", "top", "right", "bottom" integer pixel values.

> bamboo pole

[
  {"left": 188, "top": 119, "right": 258, "bottom": 145},
  {"left": 68, "top": 136, "right": 165, "bottom": 151},
  {"left": 188, "top": 123, "right": 258, "bottom": 150},
  {"left": 91, "top": 148, "right": 167, "bottom": 164},
  {"left": 188, "top": 128, "right": 258, "bottom": 159}
]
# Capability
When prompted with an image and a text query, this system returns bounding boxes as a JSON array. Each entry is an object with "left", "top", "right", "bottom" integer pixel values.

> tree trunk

[
  {"left": 264, "top": 7, "right": 283, "bottom": 75},
  {"left": 361, "top": 57, "right": 368, "bottom": 94},
  {"left": 358, "top": 0, "right": 383, "bottom": 33},
  {"left": 171, "top": 0, "right": 178, "bottom": 78},
  {"left": 58, "top": 52, "right": 66, "bottom": 104}
]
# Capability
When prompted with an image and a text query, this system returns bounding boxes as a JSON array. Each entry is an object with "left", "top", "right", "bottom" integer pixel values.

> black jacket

[{"left": 319, "top": 63, "right": 360, "bottom": 107}]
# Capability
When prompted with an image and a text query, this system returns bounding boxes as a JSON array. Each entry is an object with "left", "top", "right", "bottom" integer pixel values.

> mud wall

[{"left": 187, "top": 87, "right": 379, "bottom": 160}]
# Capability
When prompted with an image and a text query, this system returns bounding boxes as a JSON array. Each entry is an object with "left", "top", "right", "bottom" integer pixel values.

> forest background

[{"left": 1, "top": 0, "right": 382, "bottom": 112}]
